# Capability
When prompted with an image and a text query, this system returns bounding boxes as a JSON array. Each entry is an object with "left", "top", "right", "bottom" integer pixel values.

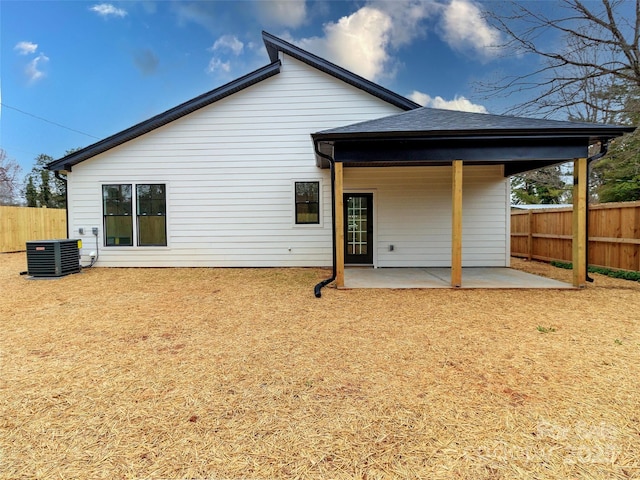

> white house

[{"left": 47, "top": 32, "right": 633, "bottom": 292}]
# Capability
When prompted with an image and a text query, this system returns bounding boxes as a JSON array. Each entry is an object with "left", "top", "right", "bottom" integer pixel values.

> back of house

[{"left": 48, "top": 32, "right": 518, "bottom": 269}]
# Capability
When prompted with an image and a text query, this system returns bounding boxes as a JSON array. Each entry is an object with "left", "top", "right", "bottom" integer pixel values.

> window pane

[
  {"left": 137, "top": 184, "right": 151, "bottom": 198},
  {"left": 103, "top": 185, "right": 120, "bottom": 215},
  {"left": 295, "top": 182, "right": 318, "bottom": 202},
  {"left": 138, "top": 199, "right": 152, "bottom": 215},
  {"left": 138, "top": 216, "right": 166, "bottom": 246},
  {"left": 151, "top": 184, "right": 165, "bottom": 197},
  {"left": 120, "top": 185, "right": 132, "bottom": 215},
  {"left": 150, "top": 200, "right": 166, "bottom": 215},
  {"left": 104, "top": 216, "right": 133, "bottom": 246},
  {"left": 296, "top": 203, "right": 319, "bottom": 224}
]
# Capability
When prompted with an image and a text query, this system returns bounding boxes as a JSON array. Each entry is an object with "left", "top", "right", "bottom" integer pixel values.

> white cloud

[
  {"left": 256, "top": 0, "right": 307, "bottom": 28},
  {"left": 90, "top": 3, "right": 128, "bottom": 18},
  {"left": 206, "top": 58, "right": 231, "bottom": 74},
  {"left": 14, "top": 41, "right": 38, "bottom": 55},
  {"left": 368, "top": 0, "right": 439, "bottom": 48},
  {"left": 25, "top": 53, "right": 50, "bottom": 84},
  {"left": 295, "top": 6, "right": 393, "bottom": 82},
  {"left": 288, "top": 2, "right": 435, "bottom": 82},
  {"left": 206, "top": 35, "right": 244, "bottom": 77},
  {"left": 409, "top": 90, "right": 488, "bottom": 113},
  {"left": 440, "top": 0, "right": 501, "bottom": 58},
  {"left": 211, "top": 35, "right": 244, "bottom": 56}
]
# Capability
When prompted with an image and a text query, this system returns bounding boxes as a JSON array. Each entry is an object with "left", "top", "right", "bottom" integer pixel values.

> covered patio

[
  {"left": 343, "top": 267, "right": 573, "bottom": 289},
  {"left": 312, "top": 107, "right": 634, "bottom": 294}
]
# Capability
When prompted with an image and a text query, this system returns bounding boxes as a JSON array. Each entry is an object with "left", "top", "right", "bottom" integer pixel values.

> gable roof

[
  {"left": 261, "top": 32, "right": 419, "bottom": 111},
  {"left": 314, "top": 106, "right": 635, "bottom": 140},
  {"left": 48, "top": 32, "right": 419, "bottom": 172}
]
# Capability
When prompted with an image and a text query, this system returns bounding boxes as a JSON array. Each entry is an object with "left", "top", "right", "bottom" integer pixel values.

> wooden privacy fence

[
  {"left": 0, "top": 206, "right": 67, "bottom": 253},
  {"left": 511, "top": 201, "right": 640, "bottom": 272}
]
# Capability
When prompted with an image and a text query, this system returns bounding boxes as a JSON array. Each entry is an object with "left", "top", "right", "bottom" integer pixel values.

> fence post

[{"left": 527, "top": 211, "right": 533, "bottom": 261}]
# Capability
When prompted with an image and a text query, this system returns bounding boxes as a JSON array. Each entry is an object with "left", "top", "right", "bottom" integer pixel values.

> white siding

[
  {"left": 68, "top": 54, "right": 511, "bottom": 269},
  {"left": 68, "top": 53, "right": 403, "bottom": 267},
  {"left": 344, "top": 165, "right": 509, "bottom": 267}
]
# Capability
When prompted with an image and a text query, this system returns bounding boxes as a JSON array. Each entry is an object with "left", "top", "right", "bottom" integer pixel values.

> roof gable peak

[{"left": 261, "top": 31, "right": 419, "bottom": 111}]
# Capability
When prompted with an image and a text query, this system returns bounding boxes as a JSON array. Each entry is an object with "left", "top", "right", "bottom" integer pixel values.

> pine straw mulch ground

[{"left": 1, "top": 253, "right": 639, "bottom": 480}]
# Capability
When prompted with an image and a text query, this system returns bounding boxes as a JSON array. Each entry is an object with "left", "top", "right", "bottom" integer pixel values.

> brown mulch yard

[{"left": 1, "top": 253, "right": 639, "bottom": 479}]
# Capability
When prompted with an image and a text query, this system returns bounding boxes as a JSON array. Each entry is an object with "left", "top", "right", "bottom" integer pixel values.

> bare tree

[
  {"left": 484, "top": 0, "right": 640, "bottom": 122},
  {"left": 0, "top": 149, "right": 23, "bottom": 206}
]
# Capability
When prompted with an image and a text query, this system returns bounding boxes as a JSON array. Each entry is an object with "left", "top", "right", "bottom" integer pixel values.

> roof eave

[{"left": 312, "top": 126, "right": 636, "bottom": 143}]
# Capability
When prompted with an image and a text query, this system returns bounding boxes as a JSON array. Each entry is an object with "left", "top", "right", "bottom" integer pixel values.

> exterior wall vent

[{"left": 26, "top": 239, "right": 81, "bottom": 277}]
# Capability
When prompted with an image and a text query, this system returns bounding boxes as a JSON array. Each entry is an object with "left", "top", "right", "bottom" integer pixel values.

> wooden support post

[
  {"left": 572, "top": 157, "right": 588, "bottom": 287},
  {"left": 335, "top": 162, "right": 345, "bottom": 288},
  {"left": 451, "top": 160, "right": 463, "bottom": 287}
]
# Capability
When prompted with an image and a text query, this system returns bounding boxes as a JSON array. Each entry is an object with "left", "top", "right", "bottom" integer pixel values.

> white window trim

[{"left": 100, "top": 181, "right": 170, "bottom": 248}]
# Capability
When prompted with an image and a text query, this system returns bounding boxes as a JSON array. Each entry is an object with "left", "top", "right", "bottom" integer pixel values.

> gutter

[
  {"left": 54, "top": 171, "right": 69, "bottom": 239},
  {"left": 585, "top": 140, "right": 610, "bottom": 282},
  {"left": 313, "top": 142, "right": 337, "bottom": 298}
]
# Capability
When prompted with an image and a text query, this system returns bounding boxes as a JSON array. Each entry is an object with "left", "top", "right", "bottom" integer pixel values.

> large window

[
  {"left": 103, "top": 183, "right": 166, "bottom": 246},
  {"left": 136, "top": 184, "right": 166, "bottom": 246},
  {"left": 103, "top": 184, "right": 133, "bottom": 246},
  {"left": 295, "top": 181, "right": 319, "bottom": 224}
]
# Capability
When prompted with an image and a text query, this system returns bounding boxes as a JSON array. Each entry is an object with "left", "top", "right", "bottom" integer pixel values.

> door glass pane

[{"left": 347, "top": 196, "right": 367, "bottom": 255}]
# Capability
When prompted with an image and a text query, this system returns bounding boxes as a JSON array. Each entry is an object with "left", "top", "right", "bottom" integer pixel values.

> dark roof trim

[
  {"left": 312, "top": 128, "right": 633, "bottom": 143},
  {"left": 47, "top": 61, "right": 282, "bottom": 171},
  {"left": 262, "top": 31, "right": 420, "bottom": 111}
]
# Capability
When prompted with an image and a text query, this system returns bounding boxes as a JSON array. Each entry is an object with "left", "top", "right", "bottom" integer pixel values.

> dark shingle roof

[{"left": 314, "top": 107, "right": 635, "bottom": 140}]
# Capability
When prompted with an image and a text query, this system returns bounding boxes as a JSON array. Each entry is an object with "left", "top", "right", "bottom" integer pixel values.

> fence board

[
  {"left": 0, "top": 206, "right": 67, "bottom": 253},
  {"left": 511, "top": 201, "right": 640, "bottom": 271}
]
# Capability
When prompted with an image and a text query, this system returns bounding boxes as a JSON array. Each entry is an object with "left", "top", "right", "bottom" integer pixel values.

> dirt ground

[{"left": 1, "top": 252, "right": 639, "bottom": 479}]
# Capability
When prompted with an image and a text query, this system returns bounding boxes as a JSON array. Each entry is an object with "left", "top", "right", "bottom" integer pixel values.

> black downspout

[
  {"left": 313, "top": 142, "right": 337, "bottom": 298},
  {"left": 54, "top": 171, "right": 69, "bottom": 239},
  {"left": 585, "top": 141, "right": 610, "bottom": 283}
]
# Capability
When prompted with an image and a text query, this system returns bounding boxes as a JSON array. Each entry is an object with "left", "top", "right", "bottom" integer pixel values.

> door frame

[{"left": 343, "top": 190, "right": 376, "bottom": 266}]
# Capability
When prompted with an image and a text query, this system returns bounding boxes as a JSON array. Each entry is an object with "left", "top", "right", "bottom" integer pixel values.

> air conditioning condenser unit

[{"left": 26, "top": 239, "right": 81, "bottom": 277}]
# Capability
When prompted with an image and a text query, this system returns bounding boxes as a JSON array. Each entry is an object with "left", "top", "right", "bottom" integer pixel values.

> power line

[{"left": 0, "top": 102, "right": 101, "bottom": 139}]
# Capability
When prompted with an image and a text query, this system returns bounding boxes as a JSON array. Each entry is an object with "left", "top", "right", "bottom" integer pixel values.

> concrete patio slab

[{"left": 343, "top": 267, "right": 574, "bottom": 289}]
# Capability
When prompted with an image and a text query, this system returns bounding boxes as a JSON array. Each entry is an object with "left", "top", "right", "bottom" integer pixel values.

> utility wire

[{"left": 0, "top": 102, "right": 101, "bottom": 139}]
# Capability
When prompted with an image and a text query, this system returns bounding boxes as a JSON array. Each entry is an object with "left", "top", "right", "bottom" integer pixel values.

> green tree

[
  {"left": 592, "top": 130, "right": 640, "bottom": 202},
  {"left": 511, "top": 165, "right": 569, "bottom": 205},
  {"left": 25, "top": 176, "right": 38, "bottom": 207},
  {"left": 24, "top": 154, "right": 66, "bottom": 208}
]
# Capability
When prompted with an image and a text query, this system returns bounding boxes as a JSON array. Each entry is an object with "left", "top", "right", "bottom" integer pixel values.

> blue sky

[{"left": 2, "top": 0, "right": 530, "bottom": 174}]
